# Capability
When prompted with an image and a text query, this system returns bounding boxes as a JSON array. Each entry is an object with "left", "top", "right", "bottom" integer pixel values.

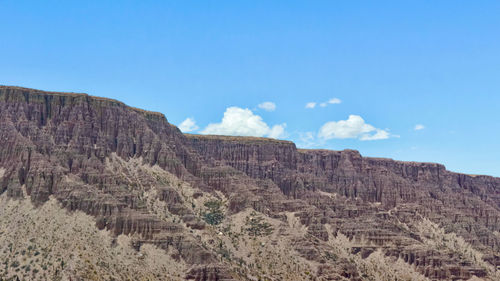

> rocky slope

[{"left": 1, "top": 86, "right": 499, "bottom": 281}]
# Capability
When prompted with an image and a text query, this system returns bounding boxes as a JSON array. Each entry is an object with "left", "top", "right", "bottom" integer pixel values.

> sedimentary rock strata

[{"left": 1, "top": 86, "right": 499, "bottom": 280}]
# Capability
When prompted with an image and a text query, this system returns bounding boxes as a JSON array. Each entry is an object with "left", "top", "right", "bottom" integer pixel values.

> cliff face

[
  {"left": 187, "top": 134, "right": 500, "bottom": 212},
  {"left": 1, "top": 86, "right": 500, "bottom": 281},
  {"left": 186, "top": 133, "right": 500, "bottom": 278},
  {"left": 0, "top": 86, "right": 232, "bottom": 280}
]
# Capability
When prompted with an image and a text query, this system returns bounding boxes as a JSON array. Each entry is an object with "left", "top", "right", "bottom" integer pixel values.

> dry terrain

[{"left": 1, "top": 86, "right": 500, "bottom": 280}]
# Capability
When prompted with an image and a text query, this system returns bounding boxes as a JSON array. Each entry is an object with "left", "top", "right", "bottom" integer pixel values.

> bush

[
  {"left": 245, "top": 212, "right": 273, "bottom": 236},
  {"left": 203, "top": 212, "right": 224, "bottom": 226},
  {"left": 202, "top": 200, "right": 224, "bottom": 225},
  {"left": 325, "top": 251, "right": 338, "bottom": 261}
]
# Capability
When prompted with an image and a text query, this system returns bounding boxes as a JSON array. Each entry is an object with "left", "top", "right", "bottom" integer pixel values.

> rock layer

[{"left": 1, "top": 86, "right": 500, "bottom": 280}]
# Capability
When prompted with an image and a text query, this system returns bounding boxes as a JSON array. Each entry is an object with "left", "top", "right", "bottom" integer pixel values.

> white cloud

[
  {"left": 178, "top": 117, "right": 199, "bottom": 132},
  {"left": 201, "top": 107, "right": 286, "bottom": 139},
  {"left": 258, "top": 101, "right": 276, "bottom": 112},
  {"left": 328, "top": 98, "right": 341, "bottom": 104},
  {"left": 305, "top": 102, "right": 316, "bottom": 109},
  {"left": 318, "top": 115, "right": 390, "bottom": 141},
  {"left": 297, "top": 131, "right": 319, "bottom": 148},
  {"left": 414, "top": 124, "right": 425, "bottom": 131},
  {"left": 268, "top": 124, "right": 287, "bottom": 139},
  {"left": 359, "top": 129, "right": 390, "bottom": 140},
  {"left": 309, "top": 98, "right": 341, "bottom": 109}
]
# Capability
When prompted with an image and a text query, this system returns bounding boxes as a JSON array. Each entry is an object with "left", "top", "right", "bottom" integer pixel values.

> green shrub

[
  {"left": 204, "top": 212, "right": 224, "bottom": 226},
  {"left": 245, "top": 212, "right": 273, "bottom": 236},
  {"left": 202, "top": 200, "right": 224, "bottom": 225}
]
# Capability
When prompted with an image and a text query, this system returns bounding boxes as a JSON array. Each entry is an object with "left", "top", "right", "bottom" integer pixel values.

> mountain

[{"left": 1, "top": 86, "right": 499, "bottom": 281}]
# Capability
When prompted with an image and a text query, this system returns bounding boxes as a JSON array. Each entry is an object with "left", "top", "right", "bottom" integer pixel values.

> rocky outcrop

[
  {"left": 2, "top": 86, "right": 500, "bottom": 280},
  {"left": 185, "top": 265, "right": 236, "bottom": 281},
  {"left": 0, "top": 86, "right": 232, "bottom": 280},
  {"left": 186, "top": 133, "right": 500, "bottom": 280}
]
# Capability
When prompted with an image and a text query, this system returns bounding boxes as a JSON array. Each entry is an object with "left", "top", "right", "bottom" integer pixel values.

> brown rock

[{"left": 2, "top": 86, "right": 500, "bottom": 280}]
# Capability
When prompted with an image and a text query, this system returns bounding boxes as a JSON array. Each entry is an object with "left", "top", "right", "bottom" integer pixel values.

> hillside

[{"left": 1, "top": 86, "right": 499, "bottom": 281}]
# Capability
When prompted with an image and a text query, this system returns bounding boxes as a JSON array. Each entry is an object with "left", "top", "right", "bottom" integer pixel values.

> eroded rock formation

[{"left": 1, "top": 86, "right": 499, "bottom": 280}]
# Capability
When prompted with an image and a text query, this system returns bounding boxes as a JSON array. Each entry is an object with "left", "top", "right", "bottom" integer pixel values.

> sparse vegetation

[
  {"left": 1, "top": 149, "right": 496, "bottom": 281},
  {"left": 0, "top": 194, "right": 187, "bottom": 281},
  {"left": 203, "top": 200, "right": 225, "bottom": 225},
  {"left": 245, "top": 212, "right": 273, "bottom": 237}
]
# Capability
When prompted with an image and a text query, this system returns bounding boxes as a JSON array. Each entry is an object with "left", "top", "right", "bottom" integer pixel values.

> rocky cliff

[{"left": 1, "top": 86, "right": 499, "bottom": 281}]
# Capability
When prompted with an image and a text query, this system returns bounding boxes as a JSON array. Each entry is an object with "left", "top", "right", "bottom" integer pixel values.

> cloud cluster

[
  {"left": 318, "top": 115, "right": 390, "bottom": 141},
  {"left": 179, "top": 99, "right": 395, "bottom": 143},
  {"left": 305, "top": 102, "right": 316, "bottom": 109},
  {"left": 414, "top": 124, "right": 425, "bottom": 131},
  {"left": 201, "top": 107, "right": 286, "bottom": 139},
  {"left": 178, "top": 117, "right": 199, "bottom": 132},
  {"left": 258, "top": 101, "right": 276, "bottom": 112},
  {"left": 306, "top": 98, "right": 341, "bottom": 109}
]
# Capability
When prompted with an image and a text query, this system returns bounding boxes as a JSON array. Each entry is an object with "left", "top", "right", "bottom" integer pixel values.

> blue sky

[{"left": 1, "top": 1, "right": 500, "bottom": 176}]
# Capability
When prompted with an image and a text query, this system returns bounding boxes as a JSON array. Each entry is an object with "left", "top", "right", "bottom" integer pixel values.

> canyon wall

[{"left": 1, "top": 86, "right": 500, "bottom": 280}]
